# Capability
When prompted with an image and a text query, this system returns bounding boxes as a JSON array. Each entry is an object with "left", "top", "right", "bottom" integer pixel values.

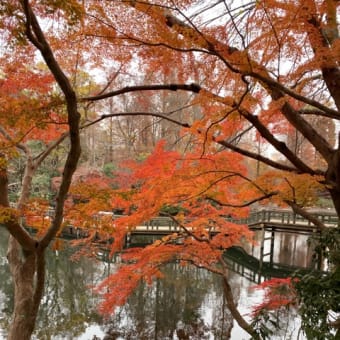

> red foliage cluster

[{"left": 251, "top": 277, "right": 299, "bottom": 317}]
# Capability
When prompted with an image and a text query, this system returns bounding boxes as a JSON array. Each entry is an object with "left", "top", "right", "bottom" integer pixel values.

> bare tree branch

[
  {"left": 214, "top": 136, "right": 316, "bottom": 174},
  {"left": 83, "top": 83, "right": 201, "bottom": 101},
  {"left": 285, "top": 201, "right": 326, "bottom": 231},
  {"left": 239, "top": 108, "right": 319, "bottom": 174},
  {"left": 207, "top": 191, "right": 278, "bottom": 208},
  {"left": 82, "top": 111, "right": 190, "bottom": 129}
]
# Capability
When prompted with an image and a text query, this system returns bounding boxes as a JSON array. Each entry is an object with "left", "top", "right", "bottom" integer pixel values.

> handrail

[
  {"left": 19, "top": 208, "right": 338, "bottom": 238},
  {"left": 116, "top": 209, "right": 338, "bottom": 233},
  {"left": 228, "top": 209, "right": 338, "bottom": 228}
]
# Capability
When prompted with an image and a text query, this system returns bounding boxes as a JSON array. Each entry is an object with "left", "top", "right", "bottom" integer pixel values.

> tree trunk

[
  {"left": 326, "top": 148, "right": 340, "bottom": 217},
  {"left": 7, "top": 238, "right": 45, "bottom": 340},
  {"left": 329, "top": 188, "right": 340, "bottom": 219},
  {"left": 222, "top": 274, "right": 261, "bottom": 340}
]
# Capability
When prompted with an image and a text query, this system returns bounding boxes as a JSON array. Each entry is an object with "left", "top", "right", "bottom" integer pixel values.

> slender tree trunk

[
  {"left": 329, "top": 188, "right": 340, "bottom": 218},
  {"left": 2, "top": 2, "right": 81, "bottom": 339},
  {"left": 0, "top": 155, "right": 42, "bottom": 340},
  {"left": 7, "top": 238, "right": 45, "bottom": 340},
  {"left": 222, "top": 275, "right": 261, "bottom": 340},
  {"left": 0, "top": 154, "right": 9, "bottom": 207},
  {"left": 326, "top": 148, "right": 340, "bottom": 217}
]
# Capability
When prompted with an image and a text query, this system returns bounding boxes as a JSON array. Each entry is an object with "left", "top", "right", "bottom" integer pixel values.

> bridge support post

[
  {"left": 125, "top": 233, "right": 131, "bottom": 248},
  {"left": 259, "top": 226, "right": 265, "bottom": 273},
  {"left": 259, "top": 227, "right": 276, "bottom": 269},
  {"left": 269, "top": 230, "right": 275, "bottom": 266}
]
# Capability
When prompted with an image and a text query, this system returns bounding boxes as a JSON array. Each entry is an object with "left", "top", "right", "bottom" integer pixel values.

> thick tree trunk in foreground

[{"left": 7, "top": 238, "right": 45, "bottom": 340}]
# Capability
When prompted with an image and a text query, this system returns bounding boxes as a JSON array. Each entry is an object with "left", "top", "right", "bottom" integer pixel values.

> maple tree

[
  {"left": 1, "top": 0, "right": 340, "bottom": 339},
  {"left": 82, "top": 1, "right": 339, "bottom": 338}
]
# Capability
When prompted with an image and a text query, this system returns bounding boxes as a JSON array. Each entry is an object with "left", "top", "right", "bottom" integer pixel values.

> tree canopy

[{"left": 0, "top": 0, "right": 339, "bottom": 339}]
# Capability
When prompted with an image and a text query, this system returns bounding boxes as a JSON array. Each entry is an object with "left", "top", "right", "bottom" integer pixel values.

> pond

[{"left": 0, "top": 230, "right": 316, "bottom": 339}]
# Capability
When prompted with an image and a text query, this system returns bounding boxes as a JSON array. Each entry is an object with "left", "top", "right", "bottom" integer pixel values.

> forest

[{"left": 0, "top": 1, "right": 339, "bottom": 339}]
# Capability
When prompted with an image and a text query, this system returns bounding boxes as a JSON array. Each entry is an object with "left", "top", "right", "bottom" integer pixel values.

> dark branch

[
  {"left": 285, "top": 201, "right": 326, "bottom": 231},
  {"left": 21, "top": 1, "right": 81, "bottom": 249},
  {"left": 83, "top": 83, "right": 201, "bottom": 102},
  {"left": 164, "top": 12, "right": 339, "bottom": 118},
  {"left": 82, "top": 112, "right": 190, "bottom": 129},
  {"left": 207, "top": 191, "right": 278, "bottom": 208},
  {"left": 165, "top": 214, "right": 210, "bottom": 243},
  {"left": 22, "top": 0, "right": 76, "bottom": 99},
  {"left": 239, "top": 108, "right": 318, "bottom": 174},
  {"left": 214, "top": 137, "right": 314, "bottom": 174}
]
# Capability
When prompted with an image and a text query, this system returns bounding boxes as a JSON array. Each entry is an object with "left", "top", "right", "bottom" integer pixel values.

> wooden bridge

[
  {"left": 125, "top": 209, "right": 338, "bottom": 246},
  {"left": 230, "top": 209, "right": 337, "bottom": 270},
  {"left": 24, "top": 208, "right": 337, "bottom": 247},
  {"left": 92, "top": 209, "right": 338, "bottom": 281},
  {"left": 25, "top": 208, "right": 337, "bottom": 270},
  {"left": 235, "top": 209, "right": 338, "bottom": 233},
  {"left": 120, "top": 209, "right": 338, "bottom": 273},
  {"left": 32, "top": 208, "right": 337, "bottom": 241}
]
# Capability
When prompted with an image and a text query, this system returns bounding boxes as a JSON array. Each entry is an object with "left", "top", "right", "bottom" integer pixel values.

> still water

[{"left": 0, "top": 230, "right": 314, "bottom": 339}]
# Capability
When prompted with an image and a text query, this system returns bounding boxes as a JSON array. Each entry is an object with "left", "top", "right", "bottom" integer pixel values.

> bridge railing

[
  {"left": 26, "top": 209, "right": 337, "bottom": 238},
  {"left": 139, "top": 216, "right": 181, "bottom": 232},
  {"left": 230, "top": 209, "right": 338, "bottom": 228},
  {"left": 119, "top": 209, "right": 338, "bottom": 231}
]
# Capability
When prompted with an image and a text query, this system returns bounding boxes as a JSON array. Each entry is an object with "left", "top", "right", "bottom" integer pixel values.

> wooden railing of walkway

[
  {"left": 124, "top": 209, "right": 338, "bottom": 267},
  {"left": 233, "top": 209, "right": 338, "bottom": 233},
  {"left": 127, "top": 209, "right": 338, "bottom": 237},
  {"left": 73, "top": 209, "right": 337, "bottom": 277},
  {"left": 21, "top": 208, "right": 338, "bottom": 244},
  {"left": 22, "top": 208, "right": 338, "bottom": 267}
]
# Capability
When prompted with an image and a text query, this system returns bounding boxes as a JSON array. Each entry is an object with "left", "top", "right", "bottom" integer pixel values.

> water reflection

[
  {"left": 249, "top": 231, "right": 315, "bottom": 268},
  {"left": 0, "top": 231, "right": 104, "bottom": 339},
  {"left": 105, "top": 264, "right": 235, "bottom": 339},
  {"left": 277, "top": 233, "right": 314, "bottom": 268},
  {"left": 0, "top": 229, "right": 312, "bottom": 339}
]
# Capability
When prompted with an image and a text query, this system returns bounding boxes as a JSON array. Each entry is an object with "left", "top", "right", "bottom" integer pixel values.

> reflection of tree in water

[
  {"left": 0, "top": 236, "right": 243, "bottom": 339},
  {"left": 209, "top": 269, "right": 236, "bottom": 340},
  {"left": 0, "top": 232, "right": 104, "bottom": 339},
  {"left": 34, "top": 244, "right": 104, "bottom": 339},
  {"left": 278, "top": 233, "right": 296, "bottom": 266},
  {"left": 0, "top": 230, "right": 311, "bottom": 339},
  {"left": 278, "top": 233, "right": 313, "bottom": 268},
  {"left": 104, "top": 263, "right": 236, "bottom": 340},
  {"left": 249, "top": 231, "right": 314, "bottom": 269}
]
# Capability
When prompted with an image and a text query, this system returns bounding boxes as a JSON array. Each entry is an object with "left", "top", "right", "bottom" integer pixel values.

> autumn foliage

[
  {"left": 251, "top": 278, "right": 298, "bottom": 317},
  {"left": 1, "top": 0, "right": 340, "bottom": 339}
]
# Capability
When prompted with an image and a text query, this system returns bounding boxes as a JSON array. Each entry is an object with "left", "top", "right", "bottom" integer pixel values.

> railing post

[
  {"left": 269, "top": 230, "right": 275, "bottom": 266},
  {"left": 259, "top": 227, "right": 265, "bottom": 272},
  {"left": 125, "top": 233, "right": 131, "bottom": 248}
]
